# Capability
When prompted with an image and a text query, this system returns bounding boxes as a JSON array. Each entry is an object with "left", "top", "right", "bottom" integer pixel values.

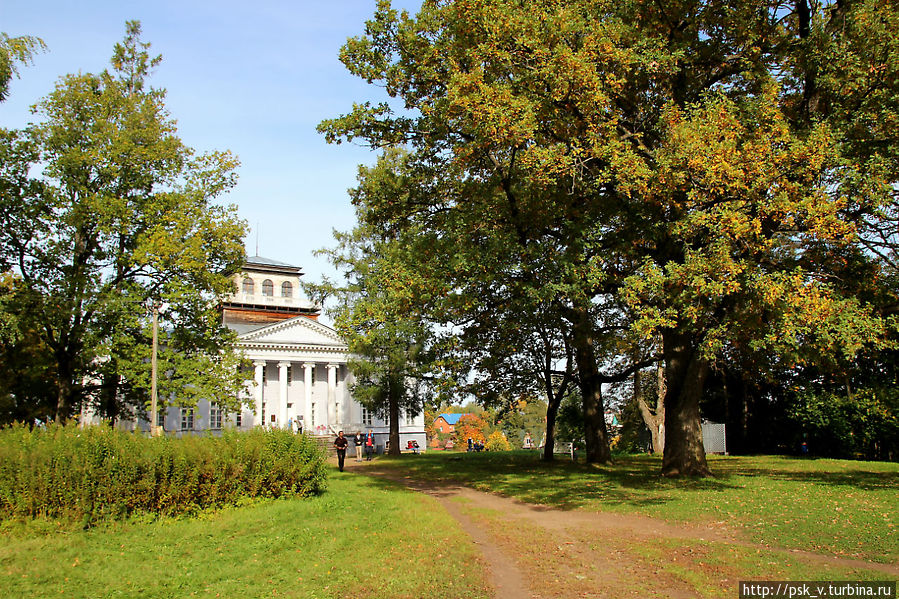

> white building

[
  {"left": 224, "top": 256, "right": 426, "bottom": 450},
  {"left": 84, "top": 256, "right": 427, "bottom": 452}
]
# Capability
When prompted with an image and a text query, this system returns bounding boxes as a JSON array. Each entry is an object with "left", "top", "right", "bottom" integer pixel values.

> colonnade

[{"left": 249, "top": 360, "right": 343, "bottom": 431}]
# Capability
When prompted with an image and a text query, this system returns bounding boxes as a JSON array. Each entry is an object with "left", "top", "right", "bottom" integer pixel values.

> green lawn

[
  {"left": 0, "top": 471, "right": 491, "bottom": 599},
  {"left": 375, "top": 451, "right": 898, "bottom": 564}
]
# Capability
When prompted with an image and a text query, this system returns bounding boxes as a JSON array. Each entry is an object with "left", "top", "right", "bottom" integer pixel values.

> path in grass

[{"left": 349, "top": 459, "right": 897, "bottom": 599}]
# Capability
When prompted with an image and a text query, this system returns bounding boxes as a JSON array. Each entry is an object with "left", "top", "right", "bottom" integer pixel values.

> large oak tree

[{"left": 323, "top": 0, "right": 898, "bottom": 476}]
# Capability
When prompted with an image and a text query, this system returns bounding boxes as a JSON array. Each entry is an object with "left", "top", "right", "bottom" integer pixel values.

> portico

[
  {"left": 238, "top": 328, "right": 353, "bottom": 434},
  {"left": 219, "top": 255, "right": 426, "bottom": 448}
]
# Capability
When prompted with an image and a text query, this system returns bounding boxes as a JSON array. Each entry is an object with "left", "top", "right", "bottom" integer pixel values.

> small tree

[{"left": 314, "top": 150, "right": 434, "bottom": 456}]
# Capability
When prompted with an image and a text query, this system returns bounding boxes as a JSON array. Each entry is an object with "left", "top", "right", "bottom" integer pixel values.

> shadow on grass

[{"left": 363, "top": 451, "right": 898, "bottom": 511}]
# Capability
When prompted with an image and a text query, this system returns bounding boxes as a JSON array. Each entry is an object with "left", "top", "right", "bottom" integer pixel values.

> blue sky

[{"left": 1, "top": 0, "right": 421, "bottom": 284}]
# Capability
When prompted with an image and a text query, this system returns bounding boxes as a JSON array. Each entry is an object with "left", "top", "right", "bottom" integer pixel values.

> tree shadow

[{"left": 361, "top": 451, "right": 897, "bottom": 511}]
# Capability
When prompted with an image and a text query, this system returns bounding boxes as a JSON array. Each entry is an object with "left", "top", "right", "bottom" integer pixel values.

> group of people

[{"left": 332, "top": 429, "right": 377, "bottom": 472}]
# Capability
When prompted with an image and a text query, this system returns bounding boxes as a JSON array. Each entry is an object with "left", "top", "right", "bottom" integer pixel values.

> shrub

[
  {"left": 484, "top": 430, "right": 511, "bottom": 452},
  {"left": 0, "top": 424, "right": 327, "bottom": 525}
]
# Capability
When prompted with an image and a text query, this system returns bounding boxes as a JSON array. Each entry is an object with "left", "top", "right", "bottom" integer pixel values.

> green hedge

[{"left": 0, "top": 424, "right": 327, "bottom": 525}]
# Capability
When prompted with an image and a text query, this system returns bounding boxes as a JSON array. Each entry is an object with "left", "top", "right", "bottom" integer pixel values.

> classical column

[
  {"left": 253, "top": 360, "right": 265, "bottom": 427},
  {"left": 278, "top": 361, "right": 290, "bottom": 429},
  {"left": 327, "top": 364, "right": 338, "bottom": 427},
  {"left": 303, "top": 363, "right": 315, "bottom": 432}
]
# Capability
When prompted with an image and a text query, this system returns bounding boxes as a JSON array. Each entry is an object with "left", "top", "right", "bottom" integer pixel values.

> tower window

[
  {"left": 262, "top": 279, "right": 274, "bottom": 296},
  {"left": 281, "top": 281, "right": 293, "bottom": 297},
  {"left": 242, "top": 278, "right": 254, "bottom": 294}
]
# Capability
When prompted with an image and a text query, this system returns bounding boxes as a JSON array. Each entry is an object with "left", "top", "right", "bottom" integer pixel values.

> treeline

[{"left": 0, "top": 425, "right": 327, "bottom": 526}]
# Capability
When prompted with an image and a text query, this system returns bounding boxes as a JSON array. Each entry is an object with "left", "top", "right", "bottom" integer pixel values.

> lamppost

[{"left": 149, "top": 301, "right": 160, "bottom": 437}]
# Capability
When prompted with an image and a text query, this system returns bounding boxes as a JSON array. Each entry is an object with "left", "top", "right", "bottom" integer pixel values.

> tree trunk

[
  {"left": 542, "top": 390, "right": 561, "bottom": 461},
  {"left": 387, "top": 375, "right": 401, "bottom": 456},
  {"left": 101, "top": 372, "right": 121, "bottom": 427},
  {"left": 54, "top": 351, "right": 77, "bottom": 424},
  {"left": 635, "top": 366, "right": 665, "bottom": 454},
  {"left": 661, "top": 329, "right": 710, "bottom": 477},
  {"left": 570, "top": 306, "right": 611, "bottom": 464}
]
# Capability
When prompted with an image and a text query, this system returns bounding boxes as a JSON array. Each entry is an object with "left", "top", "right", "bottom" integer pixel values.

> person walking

[
  {"left": 365, "top": 429, "right": 375, "bottom": 461},
  {"left": 334, "top": 431, "right": 349, "bottom": 472},
  {"left": 354, "top": 431, "right": 364, "bottom": 462}
]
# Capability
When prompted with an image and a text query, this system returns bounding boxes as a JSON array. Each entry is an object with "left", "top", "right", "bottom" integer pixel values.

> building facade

[
  {"left": 83, "top": 256, "right": 427, "bottom": 452},
  {"left": 224, "top": 256, "right": 426, "bottom": 450}
]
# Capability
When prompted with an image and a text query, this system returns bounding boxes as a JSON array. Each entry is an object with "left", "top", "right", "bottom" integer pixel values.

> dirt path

[{"left": 349, "top": 462, "right": 898, "bottom": 599}]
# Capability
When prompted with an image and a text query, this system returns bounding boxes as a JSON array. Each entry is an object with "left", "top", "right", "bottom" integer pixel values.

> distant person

[
  {"left": 412, "top": 440, "right": 420, "bottom": 454},
  {"left": 523, "top": 432, "right": 534, "bottom": 449},
  {"left": 365, "top": 429, "right": 375, "bottom": 461},
  {"left": 467, "top": 437, "right": 473, "bottom": 452},
  {"left": 354, "top": 431, "right": 364, "bottom": 462},
  {"left": 287, "top": 417, "right": 293, "bottom": 433},
  {"left": 334, "top": 431, "right": 349, "bottom": 472}
]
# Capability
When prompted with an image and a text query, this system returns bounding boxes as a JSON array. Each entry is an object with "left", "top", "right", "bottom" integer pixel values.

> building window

[
  {"left": 311, "top": 404, "right": 316, "bottom": 427},
  {"left": 405, "top": 410, "right": 415, "bottom": 426},
  {"left": 210, "top": 404, "right": 222, "bottom": 429},
  {"left": 362, "top": 406, "right": 372, "bottom": 426},
  {"left": 281, "top": 281, "right": 293, "bottom": 297},
  {"left": 242, "top": 277, "right": 254, "bottom": 294},
  {"left": 156, "top": 409, "right": 165, "bottom": 430},
  {"left": 262, "top": 279, "right": 274, "bottom": 296},
  {"left": 235, "top": 412, "right": 242, "bottom": 428},
  {"left": 181, "top": 408, "right": 194, "bottom": 431},
  {"left": 286, "top": 365, "right": 292, "bottom": 384},
  {"left": 311, "top": 365, "right": 316, "bottom": 385}
]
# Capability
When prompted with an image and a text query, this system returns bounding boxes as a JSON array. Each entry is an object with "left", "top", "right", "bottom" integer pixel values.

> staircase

[{"left": 311, "top": 434, "right": 336, "bottom": 457}]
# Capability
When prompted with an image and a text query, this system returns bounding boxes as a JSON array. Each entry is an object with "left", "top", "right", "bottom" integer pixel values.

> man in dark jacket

[{"left": 334, "top": 431, "right": 349, "bottom": 472}]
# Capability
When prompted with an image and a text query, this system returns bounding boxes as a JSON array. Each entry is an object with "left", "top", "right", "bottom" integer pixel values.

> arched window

[
  {"left": 262, "top": 279, "right": 274, "bottom": 296},
  {"left": 242, "top": 278, "right": 254, "bottom": 294},
  {"left": 281, "top": 281, "right": 293, "bottom": 297}
]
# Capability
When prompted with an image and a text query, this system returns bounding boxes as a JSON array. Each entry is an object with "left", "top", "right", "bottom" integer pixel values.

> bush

[
  {"left": 484, "top": 430, "right": 511, "bottom": 451},
  {"left": 0, "top": 424, "right": 327, "bottom": 525}
]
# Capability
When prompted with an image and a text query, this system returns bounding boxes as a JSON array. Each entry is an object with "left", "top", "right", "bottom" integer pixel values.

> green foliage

[
  {"left": 788, "top": 388, "right": 899, "bottom": 460},
  {"left": 555, "top": 388, "right": 584, "bottom": 444},
  {"left": 322, "top": 0, "right": 899, "bottom": 475},
  {"left": 0, "top": 424, "right": 327, "bottom": 526},
  {"left": 0, "top": 22, "right": 247, "bottom": 423},
  {"left": 0, "top": 32, "right": 46, "bottom": 102},
  {"left": 314, "top": 149, "right": 435, "bottom": 455},
  {"left": 498, "top": 399, "right": 547, "bottom": 444}
]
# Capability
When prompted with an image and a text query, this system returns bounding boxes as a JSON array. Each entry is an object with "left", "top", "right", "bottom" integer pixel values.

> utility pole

[{"left": 150, "top": 302, "right": 160, "bottom": 437}]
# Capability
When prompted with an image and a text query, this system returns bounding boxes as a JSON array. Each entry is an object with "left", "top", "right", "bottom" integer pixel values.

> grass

[
  {"left": 374, "top": 451, "right": 899, "bottom": 564},
  {"left": 0, "top": 469, "right": 491, "bottom": 599}
]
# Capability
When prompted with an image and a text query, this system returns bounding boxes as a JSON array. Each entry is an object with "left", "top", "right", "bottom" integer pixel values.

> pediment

[{"left": 238, "top": 316, "right": 346, "bottom": 348}]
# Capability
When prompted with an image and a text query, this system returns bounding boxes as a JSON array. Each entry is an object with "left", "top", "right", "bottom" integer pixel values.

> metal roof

[{"left": 436, "top": 413, "right": 471, "bottom": 426}]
